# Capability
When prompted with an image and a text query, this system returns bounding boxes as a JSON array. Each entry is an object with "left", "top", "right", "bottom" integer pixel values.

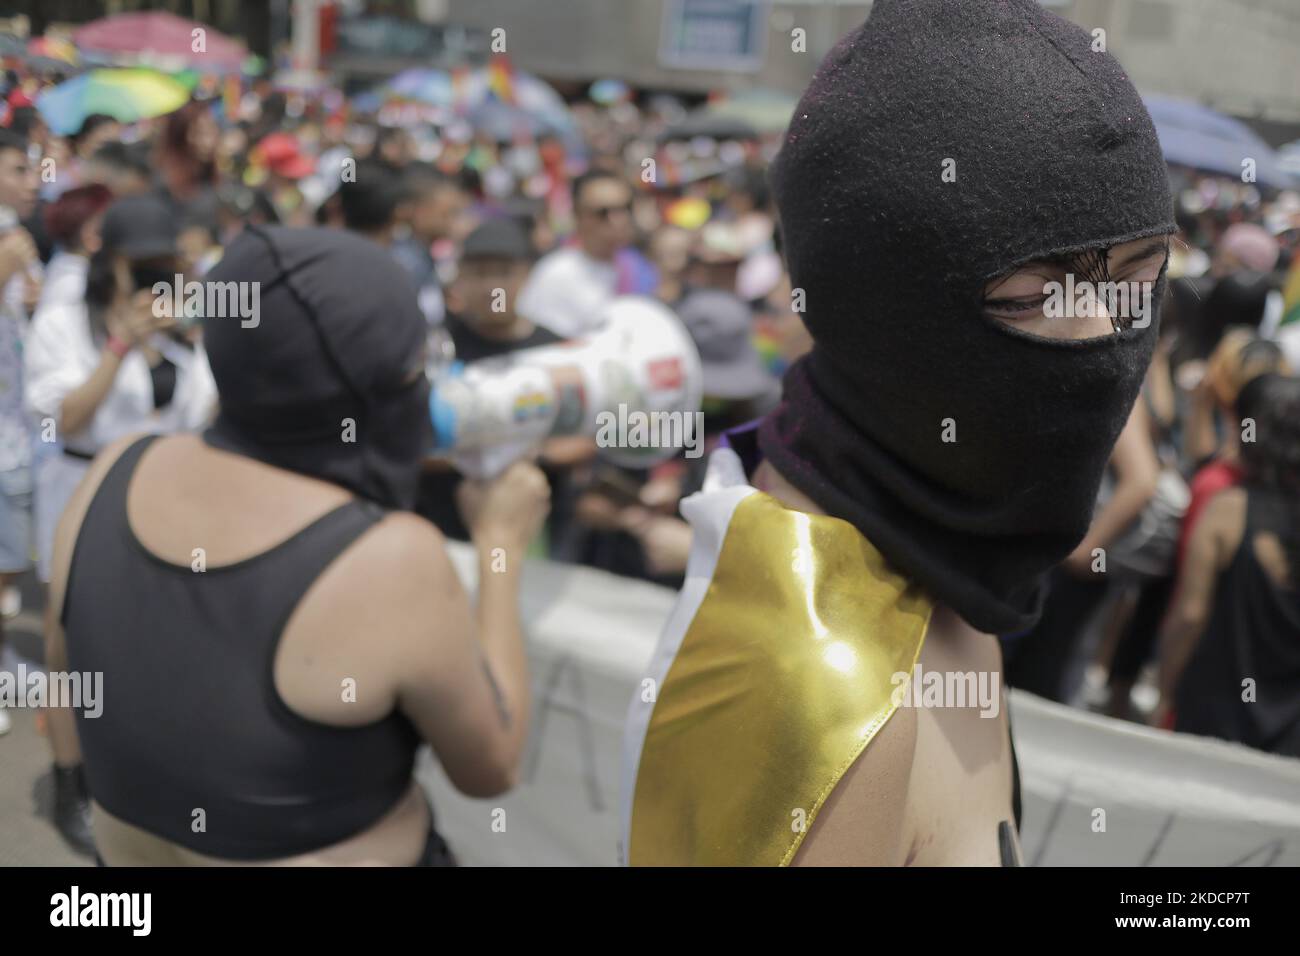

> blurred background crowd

[{"left": 0, "top": 2, "right": 1298, "bottom": 857}]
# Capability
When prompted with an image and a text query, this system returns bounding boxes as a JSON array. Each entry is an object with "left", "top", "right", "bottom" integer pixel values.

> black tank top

[
  {"left": 62, "top": 435, "right": 421, "bottom": 860},
  {"left": 1175, "top": 488, "right": 1300, "bottom": 757}
]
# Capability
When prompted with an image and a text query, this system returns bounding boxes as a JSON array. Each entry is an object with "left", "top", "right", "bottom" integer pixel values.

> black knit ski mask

[
  {"left": 757, "top": 0, "right": 1175, "bottom": 634},
  {"left": 203, "top": 226, "right": 433, "bottom": 511}
]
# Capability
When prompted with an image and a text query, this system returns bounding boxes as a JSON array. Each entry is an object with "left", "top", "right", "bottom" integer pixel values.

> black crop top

[{"left": 62, "top": 435, "right": 420, "bottom": 860}]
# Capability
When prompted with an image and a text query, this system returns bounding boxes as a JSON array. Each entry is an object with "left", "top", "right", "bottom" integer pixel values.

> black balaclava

[
  {"left": 757, "top": 0, "right": 1175, "bottom": 634},
  {"left": 203, "top": 226, "right": 433, "bottom": 511}
]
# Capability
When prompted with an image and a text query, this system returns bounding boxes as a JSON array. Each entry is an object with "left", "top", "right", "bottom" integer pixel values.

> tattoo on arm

[{"left": 479, "top": 650, "right": 512, "bottom": 729}]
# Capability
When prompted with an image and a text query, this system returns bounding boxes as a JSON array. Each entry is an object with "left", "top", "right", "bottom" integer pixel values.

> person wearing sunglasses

[{"left": 517, "top": 169, "right": 650, "bottom": 339}]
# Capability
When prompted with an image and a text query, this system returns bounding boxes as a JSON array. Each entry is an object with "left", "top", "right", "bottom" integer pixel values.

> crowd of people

[{"left": 0, "top": 41, "right": 1298, "bottom": 863}]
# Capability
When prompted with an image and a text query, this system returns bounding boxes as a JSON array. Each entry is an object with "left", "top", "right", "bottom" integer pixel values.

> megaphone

[{"left": 429, "top": 296, "right": 703, "bottom": 478}]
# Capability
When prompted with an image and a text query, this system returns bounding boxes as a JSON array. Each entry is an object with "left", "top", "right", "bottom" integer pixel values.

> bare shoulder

[
  {"left": 1204, "top": 485, "right": 1248, "bottom": 523},
  {"left": 1200, "top": 485, "right": 1248, "bottom": 555},
  {"left": 323, "top": 509, "right": 459, "bottom": 609},
  {"left": 291, "top": 508, "right": 470, "bottom": 665},
  {"left": 274, "top": 510, "right": 468, "bottom": 724},
  {"left": 790, "top": 695, "right": 917, "bottom": 866}
]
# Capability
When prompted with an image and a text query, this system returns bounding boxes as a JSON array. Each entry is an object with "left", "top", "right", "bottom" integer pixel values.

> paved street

[{"left": 0, "top": 574, "right": 91, "bottom": 867}]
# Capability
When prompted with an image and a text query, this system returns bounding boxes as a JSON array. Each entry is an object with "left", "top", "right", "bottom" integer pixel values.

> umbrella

[
  {"left": 27, "top": 36, "right": 79, "bottom": 66},
  {"left": 21, "top": 56, "right": 81, "bottom": 76},
  {"left": 1143, "top": 95, "right": 1295, "bottom": 190},
  {"left": 365, "top": 66, "right": 582, "bottom": 150},
  {"left": 36, "top": 68, "right": 191, "bottom": 136},
  {"left": 372, "top": 67, "right": 572, "bottom": 124},
  {"left": 1274, "top": 140, "right": 1300, "bottom": 179},
  {"left": 470, "top": 99, "right": 570, "bottom": 142},
  {"left": 383, "top": 67, "right": 453, "bottom": 107},
  {"left": 74, "top": 11, "right": 245, "bottom": 72}
]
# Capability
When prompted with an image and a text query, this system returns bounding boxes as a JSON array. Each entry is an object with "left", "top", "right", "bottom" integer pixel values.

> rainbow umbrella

[
  {"left": 36, "top": 68, "right": 190, "bottom": 136},
  {"left": 27, "top": 36, "right": 79, "bottom": 66}
]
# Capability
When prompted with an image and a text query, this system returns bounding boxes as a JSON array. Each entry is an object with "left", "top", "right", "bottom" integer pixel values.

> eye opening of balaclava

[
  {"left": 756, "top": 0, "right": 1176, "bottom": 635},
  {"left": 979, "top": 233, "right": 1171, "bottom": 337},
  {"left": 202, "top": 225, "right": 433, "bottom": 511}
]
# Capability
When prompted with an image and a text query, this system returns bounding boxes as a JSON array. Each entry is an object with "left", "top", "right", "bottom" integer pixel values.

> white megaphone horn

[{"left": 428, "top": 296, "right": 703, "bottom": 478}]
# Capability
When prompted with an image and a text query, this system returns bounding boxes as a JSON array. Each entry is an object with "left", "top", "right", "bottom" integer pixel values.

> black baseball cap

[
  {"left": 100, "top": 193, "right": 178, "bottom": 260},
  {"left": 676, "top": 288, "right": 777, "bottom": 401},
  {"left": 460, "top": 218, "right": 533, "bottom": 262}
]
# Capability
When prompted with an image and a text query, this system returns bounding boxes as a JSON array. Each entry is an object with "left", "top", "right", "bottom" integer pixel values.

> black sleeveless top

[
  {"left": 1175, "top": 488, "right": 1300, "bottom": 757},
  {"left": 62, "top": 435, "right": 421, "bottom": 860}
]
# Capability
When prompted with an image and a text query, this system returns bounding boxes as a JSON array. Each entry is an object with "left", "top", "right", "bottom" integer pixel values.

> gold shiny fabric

[{"left": 629, "top": 491, "right": 932, "bottom": 866}]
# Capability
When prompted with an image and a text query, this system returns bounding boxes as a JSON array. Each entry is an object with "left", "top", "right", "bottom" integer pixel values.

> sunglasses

[{"left": 582, "top": 201, "right": 632, "bottom": 221}]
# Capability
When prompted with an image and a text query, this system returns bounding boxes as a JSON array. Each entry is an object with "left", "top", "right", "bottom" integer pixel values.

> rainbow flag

[{"left": 486, "top": 55, "right": 516, "bottom": 105}]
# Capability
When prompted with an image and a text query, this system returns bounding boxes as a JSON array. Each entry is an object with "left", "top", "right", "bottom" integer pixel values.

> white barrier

[{"left": 417, "top": 543, "right": 1300, "bottom": 866}]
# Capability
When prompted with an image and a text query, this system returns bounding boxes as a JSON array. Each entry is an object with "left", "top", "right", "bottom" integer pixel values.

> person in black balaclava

[
  {"left": 49, "top": 227, "right": 551, "bottom": 866},
  {"left": 758, "top": 2, "right": 1174, "bottom": 635},
  {"left": 202, "top": 225, "right": 434, "bottom": 510},
  {"left": 622, "top": 0, "right": 1173, "bottom": 867}
]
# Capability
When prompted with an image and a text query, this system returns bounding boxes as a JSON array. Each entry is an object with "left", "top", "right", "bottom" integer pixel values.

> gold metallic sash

[{"left": 629, "top": 491, "right": 932, "bottom": 865}]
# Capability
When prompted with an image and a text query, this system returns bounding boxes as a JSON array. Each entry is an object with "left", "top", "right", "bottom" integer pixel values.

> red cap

[{"left": 256, "top": 132, "right": 315, "bottom": 180}]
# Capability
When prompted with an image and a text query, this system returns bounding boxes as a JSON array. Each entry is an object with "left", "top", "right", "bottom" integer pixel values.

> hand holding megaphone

[{"left": 429, "top": 296, "right": 703, "bottom": 479}]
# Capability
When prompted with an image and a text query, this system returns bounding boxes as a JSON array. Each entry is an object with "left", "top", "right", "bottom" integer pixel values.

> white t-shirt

[
  {"left": 24, "top": 299, "right": 218, "bottom": 455},
  {"left": 517, "top": 246, "right": 618, "bottom": 339},
  {"left": 36, "top": 250, "right": 87, "bottom": 314}
]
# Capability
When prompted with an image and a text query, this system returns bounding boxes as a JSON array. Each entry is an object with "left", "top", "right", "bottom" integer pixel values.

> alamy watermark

[
  {"left": 594, "top": 403, "right": 704, "bottom": 459},
  {"left": 50, "top": 886, "right": 150, "bottom": 935},
  {"left": 152, "top": 275, "right": 260, "bottom": 328},
  {"left": 890, "top": 664, "right": 1001, "bottom": 718},
  {"left": 0, "top": 664, "right": 102, "bottom": 718},
  {"left": 1043, "top": 277, "right": 1154, "bottom": 329}
]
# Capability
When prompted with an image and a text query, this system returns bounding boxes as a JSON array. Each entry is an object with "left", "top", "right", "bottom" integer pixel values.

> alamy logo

[
  {"left": 1042, "top": 277, "right": 1154, "bottom": 328},
  {"left": 152, "top": 275, "right": 260, "bottom": 328},
  {"left": 0, "top": 665, "right": 101, "bottom": 718},
  {"left": 50, "top": 886, "right": 151, "bottom": 936},
  {"left": 890, "top": 664, "right": 1001, "bottom": 718},
  {"left": 594, "top": 404, "right": 704, "bottom": 459}
]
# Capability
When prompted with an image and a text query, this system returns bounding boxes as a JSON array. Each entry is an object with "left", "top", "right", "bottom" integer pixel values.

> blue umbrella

[
  {"left": 1143, "top": 95, "right": 1294, "bottom": 189},
  {"left": 384, "top": 67, "right": 453, "bottom": 106}
]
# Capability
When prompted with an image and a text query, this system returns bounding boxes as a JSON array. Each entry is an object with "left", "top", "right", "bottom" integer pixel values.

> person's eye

[{"left": 983, "top": 295, "right": 1048, "bottom": 318}]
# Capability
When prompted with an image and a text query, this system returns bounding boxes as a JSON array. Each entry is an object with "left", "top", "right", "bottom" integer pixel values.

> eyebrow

[
  {"left": 1108, "top": 237, "right": 1170, "bottom": 271},
  {"left": 1007, "top": 237, "right": 1166, "bottom": 274},
  {"left": 985, "top": 236, "right": 1172, "bottom": 297}
]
